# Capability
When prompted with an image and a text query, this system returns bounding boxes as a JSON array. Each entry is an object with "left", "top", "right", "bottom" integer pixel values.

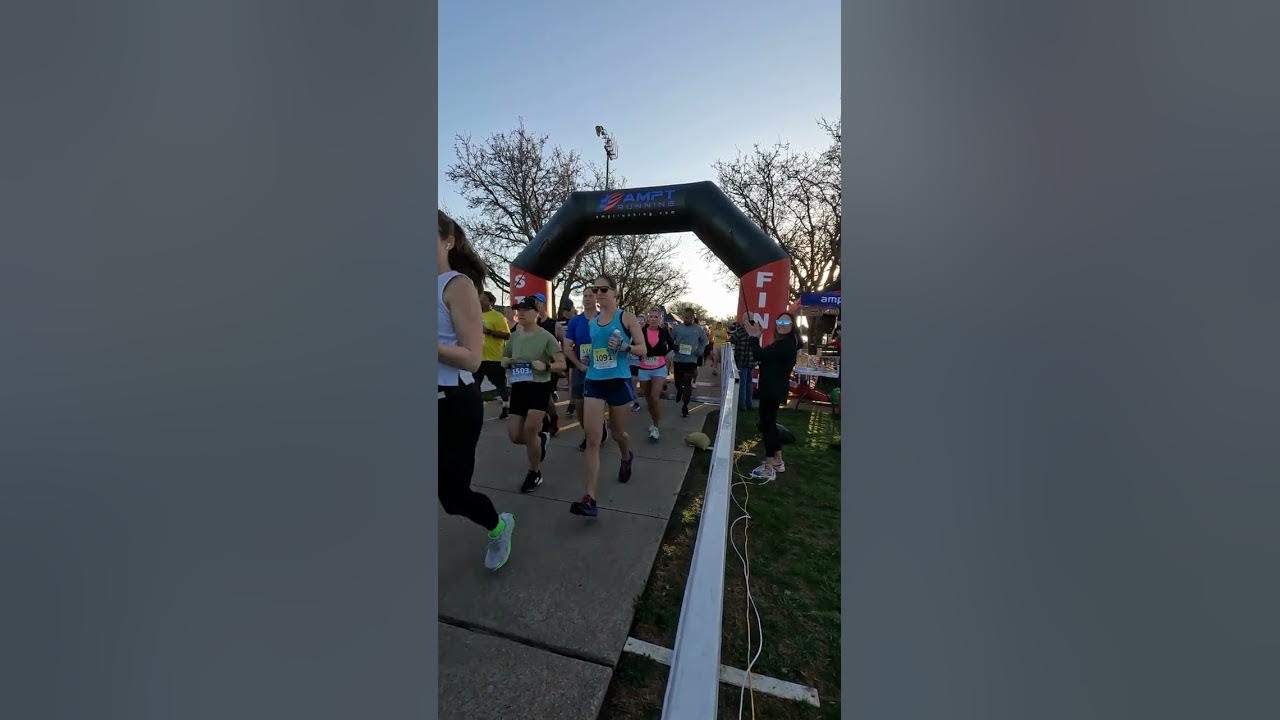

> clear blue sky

[{"left": 439, "top": 0, "right": 840, "bottom": 317}]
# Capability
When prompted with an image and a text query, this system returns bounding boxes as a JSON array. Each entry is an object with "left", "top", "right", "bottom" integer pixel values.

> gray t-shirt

[{"left": 671, "top": 323, "right": 708, "bottom": 363}]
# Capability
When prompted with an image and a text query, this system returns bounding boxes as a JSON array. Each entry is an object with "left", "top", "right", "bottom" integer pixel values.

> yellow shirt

[
  {"left": 712, "top": 327, "right": 730, "bottom": 347},
  {"left": 481, "top": 309, "right": 510, "bottom": 362}
]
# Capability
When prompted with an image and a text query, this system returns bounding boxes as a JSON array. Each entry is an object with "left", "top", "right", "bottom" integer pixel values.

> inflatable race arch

[{"left": 508, "top": 181, "right": 792, "bottom": 342}]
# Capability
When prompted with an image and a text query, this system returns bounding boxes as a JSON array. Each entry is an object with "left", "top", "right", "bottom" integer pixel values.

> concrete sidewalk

[{"left": 439, "top": 367, "right": 721, "bottom": 720}]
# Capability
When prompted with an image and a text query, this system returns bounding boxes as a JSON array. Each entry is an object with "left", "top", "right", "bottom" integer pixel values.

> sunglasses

[
  {"left": 585, "top": 286, "right": 612, "bottom": 294},
  {"left": 776, "top": 318, "right": 793, "bottom": 326}
]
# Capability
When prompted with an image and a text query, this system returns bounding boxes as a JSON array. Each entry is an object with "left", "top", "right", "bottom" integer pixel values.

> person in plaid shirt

[{"left": 729, "top": 317, "right": 758, "bottom": 410}]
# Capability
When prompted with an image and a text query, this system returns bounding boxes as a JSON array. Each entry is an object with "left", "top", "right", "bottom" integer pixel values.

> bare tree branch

[
  {"left": 445, "top": 119, "right": 583, "bottom": 295},
  {"left": 668, "top": 300, "right": 711, "bottom": 320},
  {"left": 576, "top": 233, "right": 689, "bottom": 312},
  {"left": 704, "top": 117, "right": 842, "bottom": 299}
]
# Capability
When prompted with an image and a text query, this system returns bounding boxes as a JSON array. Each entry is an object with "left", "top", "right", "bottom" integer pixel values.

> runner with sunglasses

[{"left": 571, "top": 274, "right": 647, "bottom": 518}]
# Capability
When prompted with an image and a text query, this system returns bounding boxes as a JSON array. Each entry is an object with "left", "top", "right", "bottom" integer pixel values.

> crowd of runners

[{"left": 437, "top": 210, "right": 803, "bottom": 571}]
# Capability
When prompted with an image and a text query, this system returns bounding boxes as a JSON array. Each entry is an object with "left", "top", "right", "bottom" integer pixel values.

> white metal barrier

[{"left": 660, "top": 346, "right": 739, "bottom": 719}]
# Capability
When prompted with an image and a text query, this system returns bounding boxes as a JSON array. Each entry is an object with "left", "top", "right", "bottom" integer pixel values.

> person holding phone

[
  {"left": 502, "top": 295, "right": 566, "bottom": 494},
  {"left": 742, "top": 312, "right": 802, "bottom": 479}
]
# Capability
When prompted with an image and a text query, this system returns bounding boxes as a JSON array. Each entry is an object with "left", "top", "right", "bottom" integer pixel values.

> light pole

[{"left": 595, "top": 125, "right": 618, "bottom": 190}]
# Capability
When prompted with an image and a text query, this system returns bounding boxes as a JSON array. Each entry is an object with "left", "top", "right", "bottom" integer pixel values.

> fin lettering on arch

[{"left": 737, "top": 259, "right": 791, "bottom": 345}]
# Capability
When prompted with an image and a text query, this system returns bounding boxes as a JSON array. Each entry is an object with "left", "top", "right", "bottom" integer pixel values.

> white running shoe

[
  {"left": 484, "top": 512, "right": 515, "bottom": 570},
  {"left": 774, "top": 460, "right": 786, "bottom": 473},
  {"left": 648, "top": 425, "right": 660, "bottom": 442}
]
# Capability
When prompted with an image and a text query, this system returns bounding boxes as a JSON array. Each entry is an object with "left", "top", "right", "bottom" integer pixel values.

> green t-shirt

[{"left": 503, "top": 326, "right": 561, "bottom": 384}]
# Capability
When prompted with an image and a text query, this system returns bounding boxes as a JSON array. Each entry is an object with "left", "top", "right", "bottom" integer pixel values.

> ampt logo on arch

[{"left": 597, "top": 188, "right": 677, "bottom": 213}]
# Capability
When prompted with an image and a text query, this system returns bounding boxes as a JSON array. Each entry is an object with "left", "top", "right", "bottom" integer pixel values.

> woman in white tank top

[
  {"left": 437, "top": 211, "right": 514, "bottom": 572},
  {"left": 437, "top": 227, "right": 482, "bottom": 387}
]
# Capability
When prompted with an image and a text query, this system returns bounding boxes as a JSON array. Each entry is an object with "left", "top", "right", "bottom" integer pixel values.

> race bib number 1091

[{"left": 592, "top": 347, "right": 616, "bottom": 370}]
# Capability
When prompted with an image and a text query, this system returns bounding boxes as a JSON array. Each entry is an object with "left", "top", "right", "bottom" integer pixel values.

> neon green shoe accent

[{"left": 485, "top": 512, "right": 515, "bottom": 571}]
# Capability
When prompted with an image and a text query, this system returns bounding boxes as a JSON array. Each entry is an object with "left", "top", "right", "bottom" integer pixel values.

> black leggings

[
  {"left": 757, "top": 390, "right": 785, "bottom": 458},
  {"left": 438, "top": 381, "right": 499, "bottom": 531},
  {"left": 674, "top": 362, "right": 698, "bottom": 404},
  {"left": 477, "top": 361, "right": 509, "bottom": 402}
]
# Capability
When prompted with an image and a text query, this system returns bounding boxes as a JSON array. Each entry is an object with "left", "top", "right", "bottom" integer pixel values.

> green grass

[{"left": 599, "top": 406, "right": 841, "bottom": 720}]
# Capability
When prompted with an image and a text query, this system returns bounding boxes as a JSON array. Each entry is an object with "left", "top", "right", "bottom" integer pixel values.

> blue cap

[{"left": 532, "top": 292, "right": 547, "bottom": 303}]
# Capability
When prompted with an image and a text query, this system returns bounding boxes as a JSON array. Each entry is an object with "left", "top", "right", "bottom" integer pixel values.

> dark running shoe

[
  {"left": 539, "top": 431, "right": 549, "bottom": 461},
  {"left": 499, "top": 407, "right": 509, "bottom": 420},
  {"left": 681, "top": 404, "right": 690, "bottom": 418},
  {"left": 618, "top": 451, "right": 635, "bottom": 484},
  {"left": 520, "top": 470, "right": 543, "bottom": 493},
  {"left": 570, "top": 495, "right": 598, "bottom": 517}
]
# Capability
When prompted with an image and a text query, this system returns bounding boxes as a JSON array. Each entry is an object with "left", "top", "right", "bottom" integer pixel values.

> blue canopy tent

[
  {"left": 789, "top": 285, "right": 840, "bottom": 418},
  {"left": 797, "top": 289, "right": 841, "bottom": 316}
]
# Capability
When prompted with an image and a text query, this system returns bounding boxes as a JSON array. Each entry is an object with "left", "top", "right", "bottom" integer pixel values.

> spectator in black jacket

[{"left": 743, "top": 312, "right": 801, "bottom": 479}]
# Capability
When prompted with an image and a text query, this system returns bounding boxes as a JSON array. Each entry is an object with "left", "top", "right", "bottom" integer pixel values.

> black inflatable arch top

[{"left": 510, "top": 181, "right": 788, "bottom": 284}]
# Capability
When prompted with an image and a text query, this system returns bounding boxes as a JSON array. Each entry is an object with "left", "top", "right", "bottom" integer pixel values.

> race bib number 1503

[{"left": 510, "top": 362, "right": 533, "bottom": 383}]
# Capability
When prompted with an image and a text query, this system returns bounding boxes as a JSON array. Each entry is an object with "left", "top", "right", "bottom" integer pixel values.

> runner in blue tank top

[{"left": 572, "top": 273, "right": 647, "bottom": 518}]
